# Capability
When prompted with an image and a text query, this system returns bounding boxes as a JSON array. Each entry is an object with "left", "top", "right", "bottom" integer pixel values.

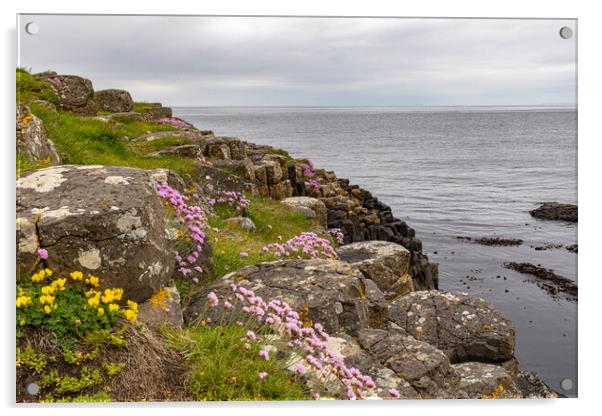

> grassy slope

[{"left": 16, "top": 69, "right": 324, "bottom": 402}]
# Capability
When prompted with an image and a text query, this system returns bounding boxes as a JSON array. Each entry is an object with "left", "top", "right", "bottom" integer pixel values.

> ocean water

[{"left": 174, "top": 106, "right": 578, "bottom": 396}]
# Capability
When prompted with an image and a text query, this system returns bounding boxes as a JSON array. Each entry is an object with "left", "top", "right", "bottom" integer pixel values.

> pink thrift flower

[
  {"left": 311, "top": 392, "right": 320, "bottom": 400},
  {"left": 258, "top": 371, "right": 267, "bottom": 380},
  {"left": 294, "top": 364, "right": 307, "bottom": 374},
  {"left": 259, "top": 350, "right": 269, "bottom": 360},
  {"left": 207, "top": 291, "right": 219, "bottom": 308},
  {"left": 389, "top": 388, "right": 400, "bottom": 399},
  {"left": 224, "top": 301, "right": 232, "bottom": 310},
  {"left": 37, "top": 248, "right": 48, "bottom": 259},
  {"left": 246, "top": 330, "right": 258, "bottom": 341},
  {"left": 239, "top": 251, "right": 249, "bottom": 258},
  {"left": 244, "top": 343, "right": 251, "bottom": 350}
]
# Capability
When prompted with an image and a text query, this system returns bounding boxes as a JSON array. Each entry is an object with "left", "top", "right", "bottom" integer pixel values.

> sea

[{"left": 174, "top": 106, "right": 578, "bottom": 397}]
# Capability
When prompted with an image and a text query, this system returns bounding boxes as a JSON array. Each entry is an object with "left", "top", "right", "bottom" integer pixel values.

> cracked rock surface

[
  {"left": 16, "top": 165, "right": 175, "bottom": 302},
  {"left": 388, "top": 291, "right": 515, "bottom": 363}
]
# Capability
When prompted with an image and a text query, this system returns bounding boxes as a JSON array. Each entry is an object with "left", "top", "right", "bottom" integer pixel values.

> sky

[{"left": 18, "top": 15, "right": 577, "bottom": 107}]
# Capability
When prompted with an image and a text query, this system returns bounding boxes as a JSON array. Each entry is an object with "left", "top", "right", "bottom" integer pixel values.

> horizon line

[{"left": 170, "top": 104, "right": 577, "bottom": 109}]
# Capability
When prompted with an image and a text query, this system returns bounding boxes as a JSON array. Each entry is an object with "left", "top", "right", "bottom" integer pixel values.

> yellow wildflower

[
  {"left": 70, "top": 271, "right": 84, "bottom": 281},
  {"left": 44, "top": 268, "right": 53, "bottom": 277},
  {"left": 88, "top": 295, "right": 100, "bottom": 308},
  {"left": 43, "top": 305, "right": 52, "bottom": 314},
  {"left": 124, "top": 309, "right": 137, "bottom": 323},
  {"left": 87, "top": 275, "right": 100, "bottom": 287},
  {"left": 41, "top": 286, "right": 56, "bottom": 295},
  {"left": 16, "top": 295, "right": 32, "bottom": 308},
  {"left": 127, "top": 300, "right": 139, "bottom": 313},
  {"left": 108, "top": 303, "right": 120, "bottom": 313},
  {"left": 50, "top": 278, "right": 67, "bottom": 291},
  {"left": 112, "top": 288, "right": 124, "bottom": 301},
  {"left": 85, "top": 288, "right": 99, "bottom": 298},
  {"left": 97, "top": 307, "right": 105, "bottom": 317},
  {"left": 101, "top": 289, "right": 114, "bottom": 304},
  {"left": 31, "top": 270, "right": 46, "bottom": 282}
]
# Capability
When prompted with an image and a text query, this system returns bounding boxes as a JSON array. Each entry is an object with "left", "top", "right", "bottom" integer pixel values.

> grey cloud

[{"left": 18, "top": 15, "right": 576, "bottom": 106}]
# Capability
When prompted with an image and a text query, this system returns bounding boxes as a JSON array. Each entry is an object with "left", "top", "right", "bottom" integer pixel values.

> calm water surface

[{"left": 175, "top": 106, "right": 578, "bottom": 396}]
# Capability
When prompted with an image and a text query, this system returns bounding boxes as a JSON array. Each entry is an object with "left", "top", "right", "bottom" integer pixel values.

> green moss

[
  {"left": 162, "top": 325, "right": 308, "bottom": 401},
  {"left": 132, "top": 101, "right": 151, "bottom": 113}
]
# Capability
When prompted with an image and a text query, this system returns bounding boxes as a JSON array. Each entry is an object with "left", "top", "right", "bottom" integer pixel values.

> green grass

[
  {"left": 162, "top": 325, "right": 308, "bottom": 401},
  {"left": 207, "top": 198, "right": 326, "bottom": 278},
  {"left": 16, "top": 68, "right": 60, "bottom": 105},
  {"left": 132, "top": 102, "right": 151, "bottom": 113},
  {"left": 24, "top": 102, "right": 198, "bottom": 177}
]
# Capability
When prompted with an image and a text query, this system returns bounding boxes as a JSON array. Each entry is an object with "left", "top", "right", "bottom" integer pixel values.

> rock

[
  {"left": 16, "top": 165, "right": 175, "bottom": 302},
  {"left": 224, "top": 216, "right": 256, "bottom": 232},
  {"left": 357, "top": 328, "right": 460, "bottom": 398},
  {"left": 212, "top": 158, "right": 256, "bottom": 182},
  {"left": 194, "top": 165, "right": 257, "bottom": 198},
  {"left": 144, "top": 144, "right": 202, "bottom": 159},
  {"left": 143, "top": 103, "right": 173, "bottom": 119},
  {"left": 325, "top": 333, "right": 420, "bottom": 399},
  {"left": 337, "top": 241, "right": 414, "bottom": 295},
  {"left": 503, "top": 262, "right": 578, "bottom": 301},
  {"left": 131, "top": 130, "right": 204, "bottom": 145},
  {"left": 16, "top": 104, "right": 61, "bottom": 165},
  {"left": 530, "top": 202, "right": 577, "bottom": 223},
  {"left": 204, "top": 137, "right": 247, "bottom": 160},
  {"left": 184, "top": 259, "right": 388, "bottom": 335},
  {"left": 137, "top": 286, "right": 184, "bottom": 328},
  {"left": 281, "top": 197, "right": 328, "bottom": 228},
  {"left": 262, "top": 161, "right": 283, "bottom": 185},
  {"left": 453, "top": 362, "right": 521, "bottom": 398},
  {"left": 94, "top": 89, "right": 133, "bottom": 113},
  {"left": 388, "top": 291, "right": 515, "bottom": 363},
  {"left": 516, "top": 371, "right": 559, "bottom": 398},
  {"left": 35, "top": 73, "right": 97, "bottom": 116}
]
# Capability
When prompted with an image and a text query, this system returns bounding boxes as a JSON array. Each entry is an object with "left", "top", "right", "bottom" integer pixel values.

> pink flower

[
  {"left": 258, "top": 371, "right": 267, "bottom": 380},
  {"left": 244, "top": 343, "right": 251, "bottom": 350},
  {"left": 246, "top": 330, "right": 258, "bottom": 341},
  {"left": 294, "top": 364, "right": 307, "bottom": 374},
  {"left": 37, "top": 248, "right": 48, "bottom": 259},
  {"left": 224, "top": 301, "right": 232, "bottom": 310},
  {"left": 311, "top": 392, "right": 320, "bottom": 400},
  {"left": 389, "top": 388, "right": 400, "bottom": 399},
  {"left": 259, "top": 350, "right": 269, "bottom": 360},
  {"left": 207, "top": 291, "right": 219, "bottom": 307},
  {"left": 239, "top": 251, "right": 249, "bottom": 258}
]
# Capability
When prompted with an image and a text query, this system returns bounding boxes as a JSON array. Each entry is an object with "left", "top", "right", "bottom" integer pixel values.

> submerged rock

[
  {"left": 337, "top": 240, "right": 414, "bottom": 295},
  {"left": 388, "top": 291, "right": 515, "bottom": 363},
  {"left": 16, "top": 165, "right": 175, "bottom": 302},
  {"left": 530, "top": 202, "right": 577, "bottom": 223},
  {"left": 504, "top": 262, "right": 578, "bottom": 301}
]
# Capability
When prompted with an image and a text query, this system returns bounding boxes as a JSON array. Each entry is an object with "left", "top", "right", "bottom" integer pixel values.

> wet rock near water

[
  {"left": 516, "top": 371, "right": 560, "bottom": 398},
  {"left": 16, "top": 165, "right": 176, "bottom": 302},
  {"left": 566, "top": 244, "right": 578, "bottom": 254},
  {"left": 530, "top": 202, "right": 577, "bottom": 223},
  {"left": 388, "top": 291, "right": 516, "bottom": 363},
  {"left": 457, "top": 236, "right": 523, "bottom": 247},
  {"left": 503, "top": 262, "right": 578, "bottom": 301}
]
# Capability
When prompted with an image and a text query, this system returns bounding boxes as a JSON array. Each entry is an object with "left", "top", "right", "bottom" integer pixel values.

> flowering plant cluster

[
  {"left": 17, "top": 266, "right": 138, "bottom": 339},
  {"left": 261, "top": 232, "right": 338, "bottom": 260},
  {"left": 207, "top": 191, "right": 251, "bottom": 213},
  {"left": 46, "top": 76, "right": 70, "bottom": 100},
  {"left": 299, "top": 162, "right": 322, "bottom": 191},
  {"left": 328, "top": 228, "right": 345, "bottom": 245},
  {"left": 155, "top": 181, "right": 210, "bottom": 282},
  {"left": 202, "top": 284, "right": 378, "bottom": 400},
  {"left": 157, "top": 117, "right": 190, "bottom": 128}
]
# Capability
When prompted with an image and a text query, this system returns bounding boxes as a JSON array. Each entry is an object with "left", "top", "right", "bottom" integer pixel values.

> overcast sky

[{"left": 19, "top": 15, "right": 576, "bottom": 107}]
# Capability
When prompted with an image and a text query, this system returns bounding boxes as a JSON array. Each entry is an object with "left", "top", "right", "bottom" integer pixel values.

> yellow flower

[
  {"left": 31, "top": 270, "right": 46, "bottom": 282},
  {"left": 88, "top": 296, "right": 100, "bottom": 308},
  {"left": 87, "top": 275, "right": 100, "bottom": 287},
  {"left": 41, "top": 286, "right": 56, "bottom": 295},
  {"left": 112, "top": 288, "right": 124, "bottom": 301},
  {"left": 44, "top": 268, "right": 53, "bottom": 277},
  {"left": 108, "top": 303, "right": 120, "bottom": 313},
  {"left": 127, "top": 300, "right": 139, "bottom": 313},
  {"left": 97, "top": 307, "right": 105, "bottom": 317},
  {"left": 43, "top": 305, "right": 52, "bottom": 314},
  {"left": 85, "top": 289, "right": 99, "bottom": 298},
  {"left": 101, "top": 289, "right": 114, "bottom": 304},
  {"left": 70, "top": 271, "right": 84, "bottom": 281},
  {"left": 51, "top": 278, "right": 67, "bottom": 291},
  {"left": 16, "top": 295, "right": 32, "bottom": 308},
  {"left": 124, "top": 309, "right": 137, "bottom": 323}
]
